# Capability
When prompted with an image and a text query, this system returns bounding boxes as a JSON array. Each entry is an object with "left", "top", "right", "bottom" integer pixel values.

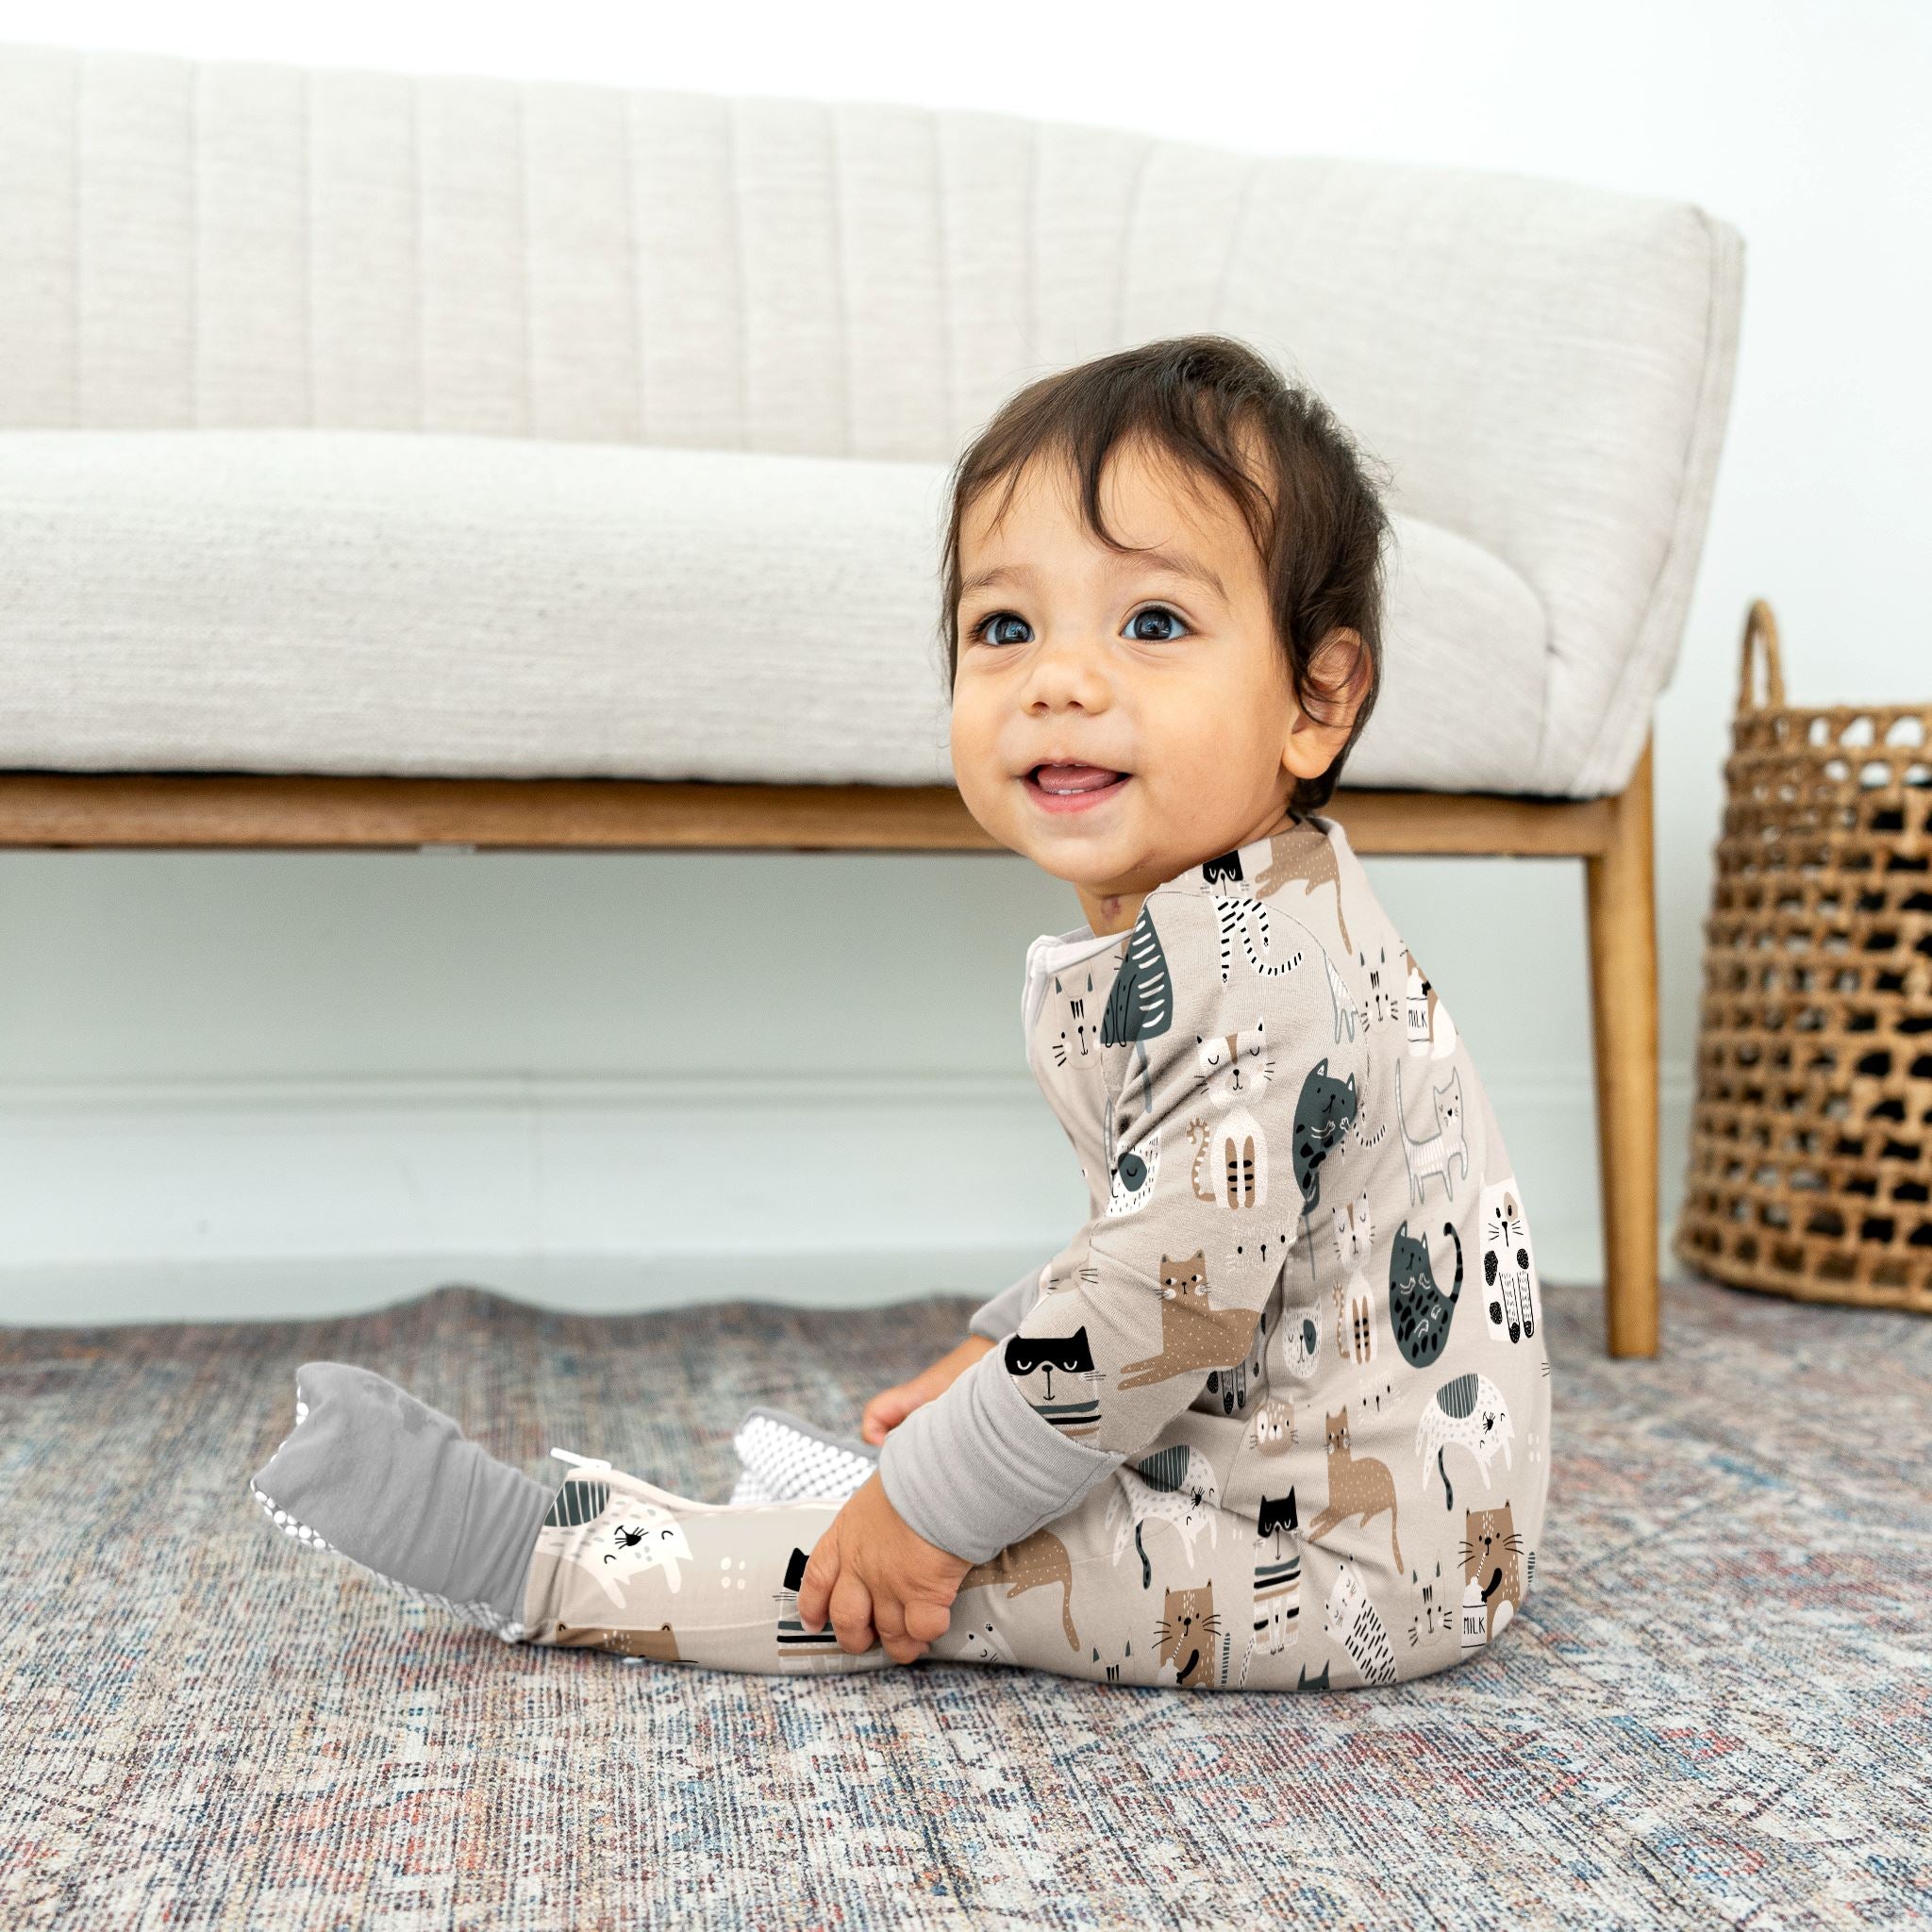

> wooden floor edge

[{"left": 0, "top": 772, "right": 1620, "bottom": 858}]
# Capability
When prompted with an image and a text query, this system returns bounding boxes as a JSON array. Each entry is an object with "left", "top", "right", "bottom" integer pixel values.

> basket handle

[{"left": 1736, "top": 599, "right": 1786, "bottom": 714}]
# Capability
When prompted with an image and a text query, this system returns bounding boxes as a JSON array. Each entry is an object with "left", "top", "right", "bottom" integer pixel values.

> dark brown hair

[{"left": 937, "top": 333, "right": 1391, "bottom": 816}]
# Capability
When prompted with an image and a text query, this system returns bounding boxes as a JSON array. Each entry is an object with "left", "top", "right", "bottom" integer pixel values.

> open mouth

[{"left": 1023, "top": 763, "right": 1132, "bottom": 811}]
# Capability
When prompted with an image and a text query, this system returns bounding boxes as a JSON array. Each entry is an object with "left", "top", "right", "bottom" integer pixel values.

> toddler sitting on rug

[{"left": 249, "top": 334, "right": 1552, "bottom": 1691}]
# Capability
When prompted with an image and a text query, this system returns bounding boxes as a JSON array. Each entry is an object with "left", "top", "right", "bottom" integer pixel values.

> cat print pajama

[{"left": 252, "top": 812, "right": 1552, "bottom": 1692}]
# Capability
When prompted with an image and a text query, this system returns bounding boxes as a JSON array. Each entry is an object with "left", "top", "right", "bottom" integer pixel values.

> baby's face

[{"left": 951, "top": 436, "right": 1339, "bottom": 928}]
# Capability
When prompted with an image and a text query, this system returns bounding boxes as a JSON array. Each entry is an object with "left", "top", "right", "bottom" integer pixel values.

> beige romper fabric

[{"left": 518, "top": 812, "right": 1554, "bottom": 1690}]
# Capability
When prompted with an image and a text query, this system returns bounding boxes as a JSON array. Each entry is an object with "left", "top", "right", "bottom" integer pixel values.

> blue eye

[
  {"left": 1124, "top": 604, "right": 1189, "bottom": 642},
  {"left": 972, "top": 611, "right": 1032, "bottom": 647}
]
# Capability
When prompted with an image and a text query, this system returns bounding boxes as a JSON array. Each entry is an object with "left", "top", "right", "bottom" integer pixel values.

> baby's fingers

[
  {"left": 828, "top": 1572, "right": 878, "bottom": 1656},
  {"left": 859, "top": 1383, "right": 923, "bottom": 1446},
  {"left": 871, "top": 1597, "right": 929, "bottom": 1667},
  {"left": 903, "top": 1594, "right": 953, "bottom": 1646}
]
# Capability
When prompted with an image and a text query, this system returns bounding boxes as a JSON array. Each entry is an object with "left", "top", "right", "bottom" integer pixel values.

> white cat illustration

[
  {"left": 1478, "top": 1174, "right": 1541, "bottom": 1344},
  {"left": 1106, "top": 1445, "right": 1223, "bottom": 1576},
  {"left": 1189, "top": 1017, "right": 1275, "bottom": 1210},
  {"left": 1331, "top": 1188, "right": 1378, "bottom": 1365},
  {"left": 1415, "top": 1369, "right": 1516, "bottom": 1503},
  {"left": 537, "top": 1497, "right": 694, "bottom": 1605},
  {"left": 1325, "top": 1557, "right": 1398, "bottom": 1687}
]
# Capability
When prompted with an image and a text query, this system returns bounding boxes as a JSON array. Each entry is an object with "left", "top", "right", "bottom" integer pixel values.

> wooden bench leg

[{"left": 1584, "top": 733, "right": 1661, "bottom": 1357}]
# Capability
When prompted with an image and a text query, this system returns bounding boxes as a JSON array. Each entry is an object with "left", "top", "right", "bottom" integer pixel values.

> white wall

[{"left": 2, "top": 0, "right": 1926, "bottom": 1326}]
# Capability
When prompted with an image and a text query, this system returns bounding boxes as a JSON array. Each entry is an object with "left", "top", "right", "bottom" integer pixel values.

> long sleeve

[
  {"left": 964, "top": 1261, "right": 1045, "bottom": 1341},
  {"left": 880, "top": 883, "right": 1366, "bottom": 1561}
]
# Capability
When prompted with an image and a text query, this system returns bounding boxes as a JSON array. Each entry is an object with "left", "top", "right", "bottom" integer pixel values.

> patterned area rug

[{"left": 1, "top": 1274, "right": 1925, "bottom": 1930}]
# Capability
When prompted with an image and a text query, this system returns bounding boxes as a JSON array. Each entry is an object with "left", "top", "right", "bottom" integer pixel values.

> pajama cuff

[
  {"left": 877, "top": 1343, "right": 1122, "bottom": 1564},
  {"left": 964, "top": 1263, "right": 1043, "bottom": 1341}
]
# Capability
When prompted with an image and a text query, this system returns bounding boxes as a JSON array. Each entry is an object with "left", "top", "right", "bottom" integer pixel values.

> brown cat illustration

[
  {"left": 1250, "top": 823, "right": 1351, "bottom": 954},
  {"left": 1302, "top": 1405, "right": 1404, "bottom": 1572},
  {"left": 553, "top": 1619, "right": 682, "bottom": 1663},
  {"left": 1462, "top": 1500, "right": 1525, "bottom": 1642},
  {"left": 960, "top": 1526, "right": 1080, "bottom": 1651},
  {"left": 1116, "top": 1251, "right": 1259, "bottom": 1390},
  {"left": 1157, "top": 1579, "right": 1221, "bottom": 1688}
]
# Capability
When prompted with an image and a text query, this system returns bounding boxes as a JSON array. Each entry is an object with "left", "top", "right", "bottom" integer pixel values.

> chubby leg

[
  {"left": 246, "top": 1361, "right": 895, "bottom": 1674},
  {"left": 247, "top": 1365, "right": 1441, "bottom": 1690}
]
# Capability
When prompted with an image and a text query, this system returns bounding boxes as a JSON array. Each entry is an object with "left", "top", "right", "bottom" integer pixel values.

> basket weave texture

[{"left": 1674, "top": 601, "right": 1932, "bottom": 1312}]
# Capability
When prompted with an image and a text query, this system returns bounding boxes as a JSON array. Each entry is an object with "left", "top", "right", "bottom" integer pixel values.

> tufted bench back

[{"left": 0, "top": 41, "right": 1742, "bottom": 797}]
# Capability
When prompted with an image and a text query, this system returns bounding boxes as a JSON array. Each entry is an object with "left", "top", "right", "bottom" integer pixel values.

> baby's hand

[
  {"left": 794, "top": 1471, "right": 972, "bottom": 1664},
  {"left": 860, "top": 1334, "right": 996, "bottom": 1446}
]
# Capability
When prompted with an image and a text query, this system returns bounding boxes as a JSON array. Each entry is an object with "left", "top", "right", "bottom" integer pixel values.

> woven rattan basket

[{"left": 1674, "top": 600, "right": 1932, "bottom": 1313}]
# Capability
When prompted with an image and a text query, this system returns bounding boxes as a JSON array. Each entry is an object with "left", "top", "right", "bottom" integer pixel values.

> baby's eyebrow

[{"left": 959, "top": 547, "right": 1228, "bottom": 604}]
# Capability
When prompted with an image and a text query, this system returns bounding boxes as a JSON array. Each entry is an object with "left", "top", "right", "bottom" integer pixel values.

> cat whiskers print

[
  {"left": 1156, "top": 1581, "right": 1223, "bottom": 1689},
  {"left": 532, "top": 1483, "right": 694, "bottom": 1606},
  {"left": 1359, "top": 941, "right": 1402, "bottom": 1028}
]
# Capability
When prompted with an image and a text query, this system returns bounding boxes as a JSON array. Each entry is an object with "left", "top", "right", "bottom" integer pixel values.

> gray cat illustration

[
  {"left": 1291, "top": 1056, "right": 1358, "bottom": 1290},
  {"left": 1388, "top": 1219, "right": 1463, "bottom": 1368}
]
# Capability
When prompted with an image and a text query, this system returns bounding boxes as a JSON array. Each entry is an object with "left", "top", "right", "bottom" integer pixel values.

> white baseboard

[{"left": 0, "top": 1067, "right": 1693, "bottom": 1324}]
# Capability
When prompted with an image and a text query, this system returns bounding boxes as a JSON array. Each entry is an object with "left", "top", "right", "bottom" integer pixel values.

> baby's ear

[
  {"left": 1288, "top": 628, "right": 1371, "bottom": 768},
  {"left": 1309, "top": 626, "right": 1371, "bottom": 716}
]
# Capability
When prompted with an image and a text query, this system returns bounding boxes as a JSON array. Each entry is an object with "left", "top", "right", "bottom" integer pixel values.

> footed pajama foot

[{"left": 247, "top": 1361, "right": 557, "bottom": 1642}]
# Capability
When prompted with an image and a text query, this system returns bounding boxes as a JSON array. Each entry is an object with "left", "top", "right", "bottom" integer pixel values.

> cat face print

[
  {"left": 1195, "top": 1019, "right": 1274, "bottom": 1107},
  {"left": 1004, "top": 1326, "right": 1104, "bottom": 1437},
  {"left": 1046, "top": 967, "right": 1102, "bottom": 1071},
  {"left": 1251, "top": 1398, "right": 1294, "bottom": 1453},
  {"left": 1005, "top": 1327, "right": 1094, "bottom": 1390},
  {"left": 537, "top": 1499, "right": 695, "bottom": 1607},
  {"left": 1158, "top": 1251, "right": 1209, "bottom": 1306},
  {"left": 1157, "top": 1580, "right": 1220, "bottom": 1688},
  {"left": 1106, "top": 1121, "right": 1161, "bottom": 1217},
  {"left": 1256, "top": 1488, "right": 1299, "bottom": 1540},
  {"left": 1408, "top": 1560, "right": 1453, "bottom": 1648},
  {"left": 1332, "top": 1188, "right": 1374, "bottom": 1266},
  {"left": 1461, "top": 1499, "right": 1521, "bottom": 1585},
  {"left": 1360, "top": 942, "right": 1399, "bottom": 1025},
  {"left": 1269, "top": 1298, "right": 1321, "bottom": 1383}
]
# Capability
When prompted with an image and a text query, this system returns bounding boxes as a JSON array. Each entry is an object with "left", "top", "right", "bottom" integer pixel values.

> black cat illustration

[{"left": 1004, "top": 1326, "right": 1103, "bottom": 1439}]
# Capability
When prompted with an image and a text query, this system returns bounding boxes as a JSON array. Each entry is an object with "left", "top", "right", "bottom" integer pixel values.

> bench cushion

[{"left": 0, "top": 427, "right": 1545, "bottom": 795}]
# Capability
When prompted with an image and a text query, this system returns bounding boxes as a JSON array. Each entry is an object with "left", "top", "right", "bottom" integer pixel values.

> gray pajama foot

[{"left": 246, "top": 1361, "right": 558, "bottom": 1642}]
